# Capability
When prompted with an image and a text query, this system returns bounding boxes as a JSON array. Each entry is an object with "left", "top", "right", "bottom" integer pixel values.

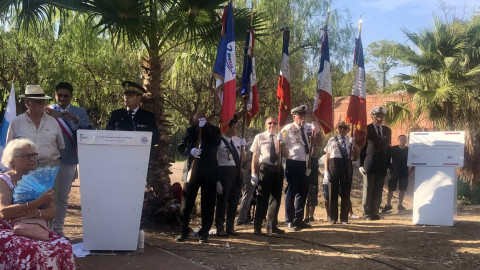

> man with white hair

[{"left": 359, "top": 106, "right": 391, "bottom": 221}]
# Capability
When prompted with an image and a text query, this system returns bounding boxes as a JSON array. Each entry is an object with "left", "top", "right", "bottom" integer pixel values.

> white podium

[
  {"left": 77, "top": 130, "right": 152, "bottom": 250},
  {"left": 408, "top": 131, "right": 464, "bottom": 226}
]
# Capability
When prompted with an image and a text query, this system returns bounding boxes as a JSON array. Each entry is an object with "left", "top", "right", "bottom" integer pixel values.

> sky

[{"left": 335, "top": 0, "right": 480, "bottom": 77}]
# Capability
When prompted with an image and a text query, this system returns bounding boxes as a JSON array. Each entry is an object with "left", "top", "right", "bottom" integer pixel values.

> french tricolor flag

[
  {"left": 240, "top": 28, "right": 259, "bottom": 126},
  {"left": 213, "top": 2, "right": 236, "bottom": 133},
  {"left": 346, "top": 36, "right": 367, "bottom": 148},
  {"left": 313, "top": 28, "right": 333, "bottom": 134},
  {"left": 276, "top": 28, "right": 291, "bottom": 127},
  {"left": 0, "top": 84, "right": 16, "bottom": 171}
]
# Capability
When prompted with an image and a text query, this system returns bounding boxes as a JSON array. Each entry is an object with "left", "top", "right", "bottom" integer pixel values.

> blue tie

[{"left": 340, "top": 137, "right": 348, "bottom": 161}]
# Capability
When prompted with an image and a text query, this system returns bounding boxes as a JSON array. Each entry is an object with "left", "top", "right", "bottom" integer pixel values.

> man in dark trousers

[
  {"left": 176, "top": 112, "right": 221, "bottom": 243},
  {"left": 251, "top": 116, "right": 285, "bottom": 236},
  {"left": 359, "top": 106, "right": 391, "bottom": 221},
  {"left": 105, "top": 81, "right": 159, "bottom": 146}
]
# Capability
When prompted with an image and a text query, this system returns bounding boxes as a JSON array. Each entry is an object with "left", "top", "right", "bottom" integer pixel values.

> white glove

[
  {"left": 251, "top": 174, "right": 259, "bottom": 186},
  {"left": 359, "top": 167, "right": 366, "bottom": 175},
  {"left": 190, "top": 148, "right": 202, "bottom": 158},
  {"left": 198, "top": 118, "right": 207, "bottom": 127},
  {"left": 216, "top": 181, "right": 223, "bottom": 194},
  {"left": 240, "top": 138, "right": 247, "bottom": 146},
  {"left": 276, "top": 133, "right": 283, "bottom": 142},
  {"left": 323, "top": 171, "right": 330, "bottom": 184}
]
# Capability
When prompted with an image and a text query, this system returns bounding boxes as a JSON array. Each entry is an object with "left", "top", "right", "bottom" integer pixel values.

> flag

[
  {"left": 313, "top": 28, "right": 333, "bottom": 134},
  {"left": 276, "top": 29, "right": 291, "bottom": 127},
  {"left": 0, "top": 83, "right": 17, "bottom": 171},
  {"left": 240, "top": 28, "right": 259, "bottom": 126},
  {"left": 346, "top": 37, "right": 367, "bottom": 148},
  {"left": 213, "top": 2, "right": 236, "bottom": 133}
]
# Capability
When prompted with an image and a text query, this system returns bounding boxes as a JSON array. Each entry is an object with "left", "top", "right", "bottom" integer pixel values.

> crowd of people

[
  {"left": 0, "top": 81, "right": 158, "bottom": 268},
  {"left": 176, "top": 104, "right": 411, "bottom": 244},
  {"left": 0, "top": 80, "right": 411, "bottom": 268}
]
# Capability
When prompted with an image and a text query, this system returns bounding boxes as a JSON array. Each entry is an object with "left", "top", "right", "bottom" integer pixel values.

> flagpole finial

[{"left": 358, "top": 16, "right": 363, "bottom": 35}]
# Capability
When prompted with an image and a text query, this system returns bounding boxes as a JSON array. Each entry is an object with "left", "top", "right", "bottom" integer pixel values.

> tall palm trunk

[{"left": 140, "top": 54, "right": 173, "bottom": 223}]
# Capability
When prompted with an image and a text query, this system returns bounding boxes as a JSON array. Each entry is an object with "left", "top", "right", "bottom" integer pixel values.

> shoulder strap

[
  {"left": 0, "top": 174, "right": 15, "bottom": 191},
  {"left": 221, "top": 137, "right": 240, "bottom": 166}
]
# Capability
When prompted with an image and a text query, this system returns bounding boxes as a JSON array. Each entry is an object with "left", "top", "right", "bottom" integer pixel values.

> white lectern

[
  {"left": 408, "top": 131, "right": 464, "bottom": 226},
  {"left": 77, "top": 130, "right": 152, "bottom": 250}
]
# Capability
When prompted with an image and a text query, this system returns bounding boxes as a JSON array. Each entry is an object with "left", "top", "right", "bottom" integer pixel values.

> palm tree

[
  {"left": 0, "top": 0, "right": 264, "bottom": 221},
  {"left": 388, "top": 16, "right": 480, "bottom": 189}
]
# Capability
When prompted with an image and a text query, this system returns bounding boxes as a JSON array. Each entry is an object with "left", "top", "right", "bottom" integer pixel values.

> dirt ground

[{"left": 68, "top": 163, "right": 480, "bottom": 270}]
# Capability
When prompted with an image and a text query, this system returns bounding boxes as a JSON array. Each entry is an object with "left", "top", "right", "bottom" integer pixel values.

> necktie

[
  {"left": 376, "top": 125, "right": 382, "bottom": 138},
  {"left": 128, "top": 110, "right": 134, "bottom": 119},
  {"left": 300, "top": 126, "right": 310, "bottom": 154},
  {"left": 229, "top": 139, "right": 240, "bottom": 165},
  {"left": 269, "top": 135, "right": 278, "bottom": 164},
  {"left": 340, "top": 136, "right": 348, "bottom": 161}
]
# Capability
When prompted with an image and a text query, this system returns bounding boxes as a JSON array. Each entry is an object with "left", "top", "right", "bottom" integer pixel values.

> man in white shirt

[
  {"left": 250, "top": 117, "right": 285, "bottom": 235},
  {"left": 278, "top": 105, "right": 319, "bottom": 231}
]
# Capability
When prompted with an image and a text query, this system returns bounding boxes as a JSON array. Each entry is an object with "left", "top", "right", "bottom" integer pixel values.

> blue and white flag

[{"left": 0, "top": 83, "right": 16, "bottom": 171}]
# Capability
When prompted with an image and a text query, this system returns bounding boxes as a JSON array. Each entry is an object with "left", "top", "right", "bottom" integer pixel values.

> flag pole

[
  {"left": 351, "top": 16, "right": 363, "bottom": 143},
  {"left": 277, "top": 27, "right": 288, "bottom": 171}
]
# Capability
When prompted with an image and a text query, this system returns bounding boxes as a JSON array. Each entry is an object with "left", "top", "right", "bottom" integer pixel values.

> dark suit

[
  {"left": 105, "top": 107, "right": 159, "bottom": 146},
  {"left": 360, "top": 123, "right": 391, "bottom": 218},
  {"left": 177, "top": 123, "right": 221, "bottom": 238}
]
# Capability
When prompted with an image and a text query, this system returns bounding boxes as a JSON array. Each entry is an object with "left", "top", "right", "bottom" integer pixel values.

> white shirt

[
  {"left": 217, "top": 136, "right": 241, "bottom": 167},
  {"left": 250, "top": 131, "right": 279, "bottom": 166},
  {"left": 7, "top": 113, "right": 65, "bottom": 163},
  {"left": 324, "top": 135, "right": 353, "bottom": 159},
  {"left": 279, "top": 122, "right": 312, "bottom": 161}
]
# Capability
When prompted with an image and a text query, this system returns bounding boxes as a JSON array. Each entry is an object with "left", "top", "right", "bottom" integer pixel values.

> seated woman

[{"left": 0, "top": 138, "right": 75, "bottom": 269}]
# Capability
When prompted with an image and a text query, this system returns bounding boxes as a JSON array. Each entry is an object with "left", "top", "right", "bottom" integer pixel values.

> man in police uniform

[
  {"left": 359, "top": 106, "right": 391, "bottom": 220},
  {"left": 106, "top": 81, "right": 159, "bottom": 146},
  {"left": 250, "top": 116, "right": 286, "bottom": 235},
  {"left": 278, "top": 105, "right": 319, "bottom": 231}
]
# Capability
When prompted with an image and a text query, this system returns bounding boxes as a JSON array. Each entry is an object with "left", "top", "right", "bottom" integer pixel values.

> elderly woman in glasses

[
  {"left": 0, "top": 139, "right": 74, "bottom": 269},
  {"left": 323, "top": 121, "right": 357, "bottom": 225}
]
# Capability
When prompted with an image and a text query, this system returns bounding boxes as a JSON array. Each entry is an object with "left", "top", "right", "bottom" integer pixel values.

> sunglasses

[
  {"left": 267, "top": 122, "right": 278, "bottom": 125},
  {"left": 57, "top": 94, "right": 71, "bottom": 98},
  {"left": 338, "top": 126, "right": 349, "bottom": 130},
  {"left": 15, "top": 152, "right": 39, "bottom": 159}
]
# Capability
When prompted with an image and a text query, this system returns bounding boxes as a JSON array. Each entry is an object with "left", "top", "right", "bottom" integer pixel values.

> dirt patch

[{"left": 67, "top": 163, "right": 480, "bottom": 269}]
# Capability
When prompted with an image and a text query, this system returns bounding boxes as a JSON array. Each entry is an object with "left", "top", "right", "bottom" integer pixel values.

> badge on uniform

[{"left": 136, "top": 124, "right": 147, "bottom": 128}]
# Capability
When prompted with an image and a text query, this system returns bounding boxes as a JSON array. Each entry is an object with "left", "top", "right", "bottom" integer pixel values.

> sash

[{"left": 48, "top": 105, "right": 77, "bottom": 155}]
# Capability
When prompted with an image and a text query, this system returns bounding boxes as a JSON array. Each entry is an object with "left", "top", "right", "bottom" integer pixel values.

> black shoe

[
  {"left": 237, "top": 220, "right": 249, "bottom": 226},
  {"left": 371, "top": 214, "right": 381, "bottom": 220},
  {"left": 309, "top": 217, "right": 315, "bottom": 222},
  {"left": 381, "top": 205, "right": 392, "bottom": 213},
  {"left": 398, "top": 205, "right": 406, "bottom": 211},
  {"left": 304, "top": 218, "right": 310, "bottom": 223},
  {"left": 253, "top": 229, "right": 263, "bottom": 236},
  {"left": 295, "top": 220, "right": 312, "bottom": 228},
  {"left": 175, "top": 233, "right": 189, "bottom": 242},
  {"left": 226, "top": 230, "right": 239, "bottom": 236},
  {"left": 364, "top": 215, "right": 372, "bottom": 221},
  {"left": 272, "top": 227, "right": 285, "bottom": 234},
  {"left": 199, "top": 236, "right": 208, "bottom": 244},
  {"left": 286, "top": 222, "right": 298, "bottom": 231},
  {"left": 216, "top": 231, "right": 228, "bottom": 237}
]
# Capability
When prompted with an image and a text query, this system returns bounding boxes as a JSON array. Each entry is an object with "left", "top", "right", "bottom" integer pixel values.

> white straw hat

[{"left": 19, "top": 85, "right": 51, "bottom": 99}]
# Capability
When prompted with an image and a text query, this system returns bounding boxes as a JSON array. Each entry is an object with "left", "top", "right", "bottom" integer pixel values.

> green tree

[
  {"left": 366, "top": 40, "right": 405, "bottom": 90},
  {"left": 389, "top": 16, "right": 480, "bottom": 189}
]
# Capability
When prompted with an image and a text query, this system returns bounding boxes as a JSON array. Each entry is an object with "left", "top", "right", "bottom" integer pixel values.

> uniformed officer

[
  {"left": 250, "top": 116, "right": 286, "bottom": 236},
  {"left": 278, "top": 105, "right": 317, "bottom": 231},
  {"left": 324, "top": 121, "right": 356, "bottom": 224},
  {"left": 105, "top": 81, "right": 159, "bottom": 145}
]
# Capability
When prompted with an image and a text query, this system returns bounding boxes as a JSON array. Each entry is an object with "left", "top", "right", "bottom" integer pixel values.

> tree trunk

[{"left": 139, "top": 54, "right": 175, "bottom": 224}]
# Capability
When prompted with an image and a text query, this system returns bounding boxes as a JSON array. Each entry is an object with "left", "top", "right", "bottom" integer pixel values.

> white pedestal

[
  {"left": 413, "top": 167, "right": 457, "bottom": 226},
  {"left": 77, "top": 130, "right": 152, "bottom": 250}
]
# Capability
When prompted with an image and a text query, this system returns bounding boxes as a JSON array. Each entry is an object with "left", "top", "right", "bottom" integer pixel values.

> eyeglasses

[
  {"left": 338, "top": 126, "right": 349, "bottom": 130},
  {"left": 56, "top": 94, "right": 71, "bottom": 98},
  {"left": 267, "top": 122, "right": 278, "bottom": 125},
  {"left": 15, "top": 153, "right": 39, "bottom": 159}
]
